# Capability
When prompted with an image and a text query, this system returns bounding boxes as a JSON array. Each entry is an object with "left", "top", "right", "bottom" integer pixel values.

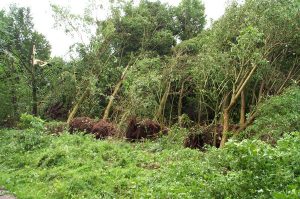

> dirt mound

[
  {"left": 125, "top": 118, "right": 168, "bottom": 140},
  {"left": 184, "top": 124, "right": 239, "bottom": 150},
  {"left": 69, "top": 117, "right": 96, "bottom": 133},
  {"left": 92, "top": 119, "right": 117, "bottom": 139}
]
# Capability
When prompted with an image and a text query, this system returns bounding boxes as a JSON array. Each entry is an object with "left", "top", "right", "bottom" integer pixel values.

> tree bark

[
  {"left": 258, "top": 81, "right": 264, "bottom": 102},
  {"left": 102, "top": 64, "right": 130, "bottom": 120},
  {"left": 177, "top": 81, "right": 185, "bottom": 124},
  {"left": 239, "top": 90, "right": 246, "bottom": 126},
  {"left": 32, "top": 75, "right": 37, "bottom": 115},
  {"left": 236, "top": 112, "right": 256, "bottom": 133},
  {"left": 155, "top": 82, "right": 171, "bottom": 123},
  {"left": 220, "top": 64, "right": 258, "bottom": 148},
  {"left": 67, "top": 88, "right": 90, "bottom": 125},
  {"left": 277, "top": 62, "right": 297, "bottom": 94},
  {"left": 220, "top": 108, "right": 230, "bottom": 147},
  {"left": 102, "top": 79, "right": 124, "bottom": 120},
  {"left": 31, "top": 44, "right": 38, "bottom": 116},
  {"left": 213, "top": 119, "right": 218, "bottom": 147}
]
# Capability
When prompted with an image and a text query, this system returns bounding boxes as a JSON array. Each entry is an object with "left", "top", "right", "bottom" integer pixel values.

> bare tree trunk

[
  {"left": 67, "top": 88, "right": 90, "bottom": 125},
  {"left": 103, "top": 64, "right": 130, "bottom": 120},
  {"left": 31, "top": 44, "right": 38, "bottom": 116},
  {"left": 220, "top": 108, "right": 230, "bottom": 147},
  {"left": 213, "top": 119, "right": 218, "bottom": 147},
  {"left": 236, "top": 112, "right": 256, "bottom": 133},
  {"left": 220, "top": 65, "right": 258, "bottom": 148},
  {"left": 103, "top": 79, "right": 123, "bottom": 120},
  {"left": 197, "top": 101, "right": 201, "bottom": 124},
  {"left": 258, "top": 81, "right": 264, "bottom": 102},
  {"left": 239, "top": 91, "right": 246, "bottom": 126},
  {"left": 32, "top": 75, "right": 37, "bottom": 115},
  {"left": 177, "top": 81, "right": 185, "bottom": 123},
  {"left": 155, "top": 82, "right": 171, "bottom": 123},
  {"left": 277, "top": 61, "right": 297, "bottom": 94}
]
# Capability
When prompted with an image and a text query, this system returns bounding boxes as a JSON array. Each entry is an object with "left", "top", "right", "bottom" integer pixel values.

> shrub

[
  {"left": 18, "top": 113, "right": 45, "bottom": 131},
  {"left": 240, "top": 86, "right": 300, "bottom": 143},
  {"left": 157, "top": 124, "right": 189, "bottom": 150},
  {"left": 44, "top": 121, "right": 68, "bottom": 135},
  {"left": 204, "top": 132, "right": 300, "bottom": 198}
]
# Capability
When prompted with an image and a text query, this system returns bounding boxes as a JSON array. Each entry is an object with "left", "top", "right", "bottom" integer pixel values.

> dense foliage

[
  {"left": 0, "top": 5, "right": 51, "bottom": 125},
  {"left": 1, "top": 0, "right": 299, "bottom": 128},
  {"left": 240, "top": 86, "right": 300, "bottom": 142}
]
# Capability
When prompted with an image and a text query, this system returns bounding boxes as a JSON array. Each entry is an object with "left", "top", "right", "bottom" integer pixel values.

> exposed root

[
  {"left": 184, "top": 124, "right": 239, "bottom": 150},
  {"left": 125, "top": 118, "right": 168, "bottom": 140},
  {"left": 92, "top": 119, "right": 117, "bottom": 139},
  {"left": 69, "top": 117, "right": 96, "bottom": 133}
]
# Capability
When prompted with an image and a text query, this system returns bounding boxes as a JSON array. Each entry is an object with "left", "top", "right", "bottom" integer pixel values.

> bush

[
  {"left": 44, "top": 121, "right": 68, "bottom": 135},
  {"left": 204, "top": 132, "right": 300, "bottom": 198},
  {"left": 240, "top": 86, "right": 300, "bottom": 143},
  {"left": 18, "top": 113, "right": 45, "bottom": 131},
  {"left": 156, "top": 124, "right": 189, "bottom": 150}
]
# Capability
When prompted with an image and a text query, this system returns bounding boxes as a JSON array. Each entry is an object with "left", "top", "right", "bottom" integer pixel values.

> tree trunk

[
  {"left": 258, "top": 81, "right": 264, "bottom": 102},
  {"left": 102, "top": 79, "right": 123, "bottom": 120},
  {"left": 177, "top": 81, "right": 185, "bottom": 124},
  {"left": 213, "top": 119, "right": 218, "bottom": 147},
  {"left": 239, "top": 91, "right": 246, "bottom": 126},
  {"left": 31, "top": 44, "right": 38, "bottom": 116},
  {"left": 220, "top": 108, "right": 229, "bottom": 148},
  {"left": 277, "top": 62, "right": 296, "bottom": 94},
  {"left": 32, "top": 74, "right": 37, "bottom": 115},
  {"left": 236, "top": 112, "right": 256, "bottom": 133},
  {"left": 220, "top": 64, "right": 258, "bottom": 147},
  {"left": 155, "top": 82, "right": 171, "bottom": 123},
  {"left": 102, "top": 64, "right": 130, "bottom": 120},
  {"left": 67, "top": 88, "right": 90, "bottom": 125}
]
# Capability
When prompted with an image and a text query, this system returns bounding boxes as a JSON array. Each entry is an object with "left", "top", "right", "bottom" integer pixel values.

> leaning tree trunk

[
  {"left": 102, "top": 79, "right": 124, "bottom": 120},
  {"left": 236, "top": 112, "right": 256, "bottom": 133},
  {"left": 220, "top": 64, "right": 258, "bottom": 148},
  {"left": 67, "top": 88, "right": 90, "bottom": 125},
  {"left": 177, "top": 81, "right": 185, "bottom": 124},
  {"left": 102, "top": 64, "right": 130, "bottom": 120},
  {"left": 155, "top": 82, "right": 171, "bottom": 123}
]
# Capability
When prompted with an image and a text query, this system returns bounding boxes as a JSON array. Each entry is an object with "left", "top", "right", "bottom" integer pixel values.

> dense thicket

[{"left": 0, "top": 5, "right": 51, "bottom": 125}]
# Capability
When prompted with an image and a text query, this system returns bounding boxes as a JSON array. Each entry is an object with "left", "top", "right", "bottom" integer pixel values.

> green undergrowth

[
  {"left": 240, "top": 86, "right": 300, "bottom": 143},
  {"left": 0, "top": 128, "right": 300, "bottom": 198}
]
